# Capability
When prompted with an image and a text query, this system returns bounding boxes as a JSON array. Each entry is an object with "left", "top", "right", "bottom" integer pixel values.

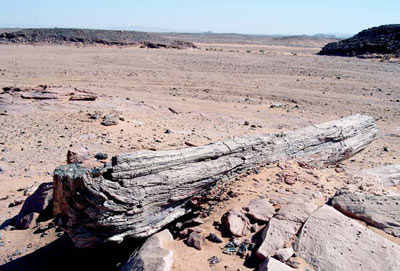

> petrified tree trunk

[{"left": 53, "top": 114, "right": 378, "bottom": 248}]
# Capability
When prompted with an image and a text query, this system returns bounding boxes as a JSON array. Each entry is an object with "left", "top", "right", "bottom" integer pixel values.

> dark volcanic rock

[{"left": 318, "top": 24, "right": 400, "bottom": 57}]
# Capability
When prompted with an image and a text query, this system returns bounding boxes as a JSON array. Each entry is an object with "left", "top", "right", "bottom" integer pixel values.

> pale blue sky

[{"left": 2, "top": 0, "right": 399, "bottom": 35}]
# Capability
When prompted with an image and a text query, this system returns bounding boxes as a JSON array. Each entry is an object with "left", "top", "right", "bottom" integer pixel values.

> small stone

[
  {"left": 221, "top": 210, "right": 250, "bottom": 237},
  {"left": 207, "top": 233, "right": 223, "bottom": 243},
  {"left": 101, "top": 114, "right": 119, "bottom": 126},
  {"left": 250, "top": 224, "right": 258, "bottom": 233},
  {"left": 286, "top": 258, "right": 300, "bottom": 269},
  {"left": 276, "top": 247, "right": 294, "bottom": 262},
  {"left": 270, "top": 103, "right": 283, "bottom": 108},
  {"left": 0, "top": 232, "right": 4, "bottom": 247},
  {"left": 8, "top": 198, "right": 24, "bottom": 207},
  {"left": 182, "top": 218, "right": 204, "bottom": 228},
  {"left": 87, "top": 111, "right": 102, "bottom": 120},
  {"left": 17, "top": 213, "right": 39, "bottom": 229},
  {"left": 187, "top": 232, "right": 204, "bottom": 250},
  {"left": 3, "top": 225, "right": 15, "bottom": 231},
  {"left": 94, "top": 152, "right": 108, "bottom": 160},
  {"left": 179, "top": 227, "right": 203, "bottom": 238},
  {"left": 175, "top": 222, "right": 183, "bottom": 230},
  {"left": 208, "top": 256, "right": 221, "bottom": 266}
]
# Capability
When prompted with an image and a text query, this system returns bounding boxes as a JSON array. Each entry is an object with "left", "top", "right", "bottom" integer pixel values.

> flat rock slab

[
  {"left": 297, "top": 205, "right": 400, "bottom": 271},
  {"left": 120, "top": 229, "right": 173, "bottom": 271},
  {"left": 275, "top": 201, "right": 319, "bottom": 223},
  {"left": 361, "top": 164, "right": 400, "bottom": 187},
  {"left": 243, "top": 198, "right": 275, "bottom": 223},
  {"left": 332, "top": 192, "right": 400, "bottom": 237},
  {"left": 256, "top": 218, "right": 301, "bottom": 260}
]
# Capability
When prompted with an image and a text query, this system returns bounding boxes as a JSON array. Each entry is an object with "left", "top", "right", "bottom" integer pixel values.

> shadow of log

[{"left": 0, "top": 234, "right": 143, "bottom": 271}]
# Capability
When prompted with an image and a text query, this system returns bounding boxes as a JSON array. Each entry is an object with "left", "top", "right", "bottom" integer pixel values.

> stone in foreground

[
  {"left": 332, "top": 192, "right": 400, "bottom": 237},
  {"left": 221, "top": 210, "right": 250, "bottom": 237},
  {"left": 275, "top": 247, "right": 294, "bottom": 262},
  {"left": 297, "top": 205, "right": 400, "bottom": 271},
  {"left": 259, "top": 258, "right": 294, "bottom": 271},
  {"left": 120, "top": 229, "right": 173, "bottom": 271},
  {"left": 256, "top": 218, "right": 301, "bottom": 260}
]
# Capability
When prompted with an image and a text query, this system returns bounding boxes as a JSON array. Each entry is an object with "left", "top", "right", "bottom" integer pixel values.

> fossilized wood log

[{"left": 53, "top": 114, "right": 378, "bottom": 248}]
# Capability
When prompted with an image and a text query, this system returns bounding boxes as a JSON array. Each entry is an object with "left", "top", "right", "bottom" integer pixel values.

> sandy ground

[{"left": 0, "top": 41, "right": 399, "bottom": 270}]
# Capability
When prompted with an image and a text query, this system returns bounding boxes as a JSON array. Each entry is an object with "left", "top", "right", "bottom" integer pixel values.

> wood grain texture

[{"left": 53, "top": 114, "right": 378, "bottom": 248}]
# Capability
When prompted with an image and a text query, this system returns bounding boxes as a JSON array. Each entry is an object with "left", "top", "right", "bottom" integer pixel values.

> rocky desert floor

[{"left": 0, "top": 40, "right": 399, "bottom": 270}]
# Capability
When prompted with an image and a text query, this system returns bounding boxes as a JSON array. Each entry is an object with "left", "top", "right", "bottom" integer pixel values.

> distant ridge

[
  {"left": 0, "top": 28, "right": 196, "bottom": 49},
  {"left": 318, "top": 24, "right": 400, "bottom": 57}
]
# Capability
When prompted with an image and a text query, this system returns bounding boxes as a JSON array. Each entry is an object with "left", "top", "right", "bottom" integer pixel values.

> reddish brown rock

[
  {"left": 67, "top": 147, "right": 90, "bottom": 164},
  {"left": 187, "top": 232, "right": 204, "bottom": 250}
]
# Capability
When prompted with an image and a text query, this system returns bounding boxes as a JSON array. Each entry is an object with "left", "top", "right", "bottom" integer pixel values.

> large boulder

[
  {"left": 332, "top": 192, "right": 400, "bottom": 237},
  {"left": 15, "top": 182, "right": 53, "bottom": 229},
  {"left": 120, "top": 230, "right": 173, "bottom": 271},
  {"left": 243, "top": 198, "right": 275, "bottom": 223},
  {"left": 297, "top": 205, "right": 400, "bottom": 271}
]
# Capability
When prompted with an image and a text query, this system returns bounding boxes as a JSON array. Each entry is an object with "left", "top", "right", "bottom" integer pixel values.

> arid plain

[{"left": 0, "top": 37, "right": 399, "bottom": 270}]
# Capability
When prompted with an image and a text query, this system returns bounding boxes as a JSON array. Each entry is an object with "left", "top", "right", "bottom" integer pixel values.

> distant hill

[
  {"left": 0, "top": 28, "right": 196, "bottom": 49},
  {"left": 318, "top": 24, "right": 400, "bottom": 57}
]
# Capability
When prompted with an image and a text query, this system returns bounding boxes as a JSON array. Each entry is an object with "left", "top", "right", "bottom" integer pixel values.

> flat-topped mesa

[{"left": 53, "top": 114, "right": 378, "bottom": 248}]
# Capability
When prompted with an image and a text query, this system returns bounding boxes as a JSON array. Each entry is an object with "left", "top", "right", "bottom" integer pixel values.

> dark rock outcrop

[
  {"left": 0, "top": 28, "right": 197, "bottom": 49},
  {"left": 318, "top": 24, "right": 400, "bottom": 57}
]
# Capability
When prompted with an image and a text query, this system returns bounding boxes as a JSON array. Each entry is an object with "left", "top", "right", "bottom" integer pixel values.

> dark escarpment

[
  {"left": 318, "top": 24, "right": 400, "bottom": 57},
  {"left": 0, "top": 28, "right": 197, "bottom": 49}
]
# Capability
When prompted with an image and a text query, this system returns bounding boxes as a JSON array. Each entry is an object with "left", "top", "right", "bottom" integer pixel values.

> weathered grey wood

[{"left": 53, "top": 114, "right": 378, "bottom": 248}]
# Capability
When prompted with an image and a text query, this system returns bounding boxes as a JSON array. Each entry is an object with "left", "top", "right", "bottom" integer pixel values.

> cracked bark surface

[{"left": 53, "top": 114, "right": 378, "bottom": 248}]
